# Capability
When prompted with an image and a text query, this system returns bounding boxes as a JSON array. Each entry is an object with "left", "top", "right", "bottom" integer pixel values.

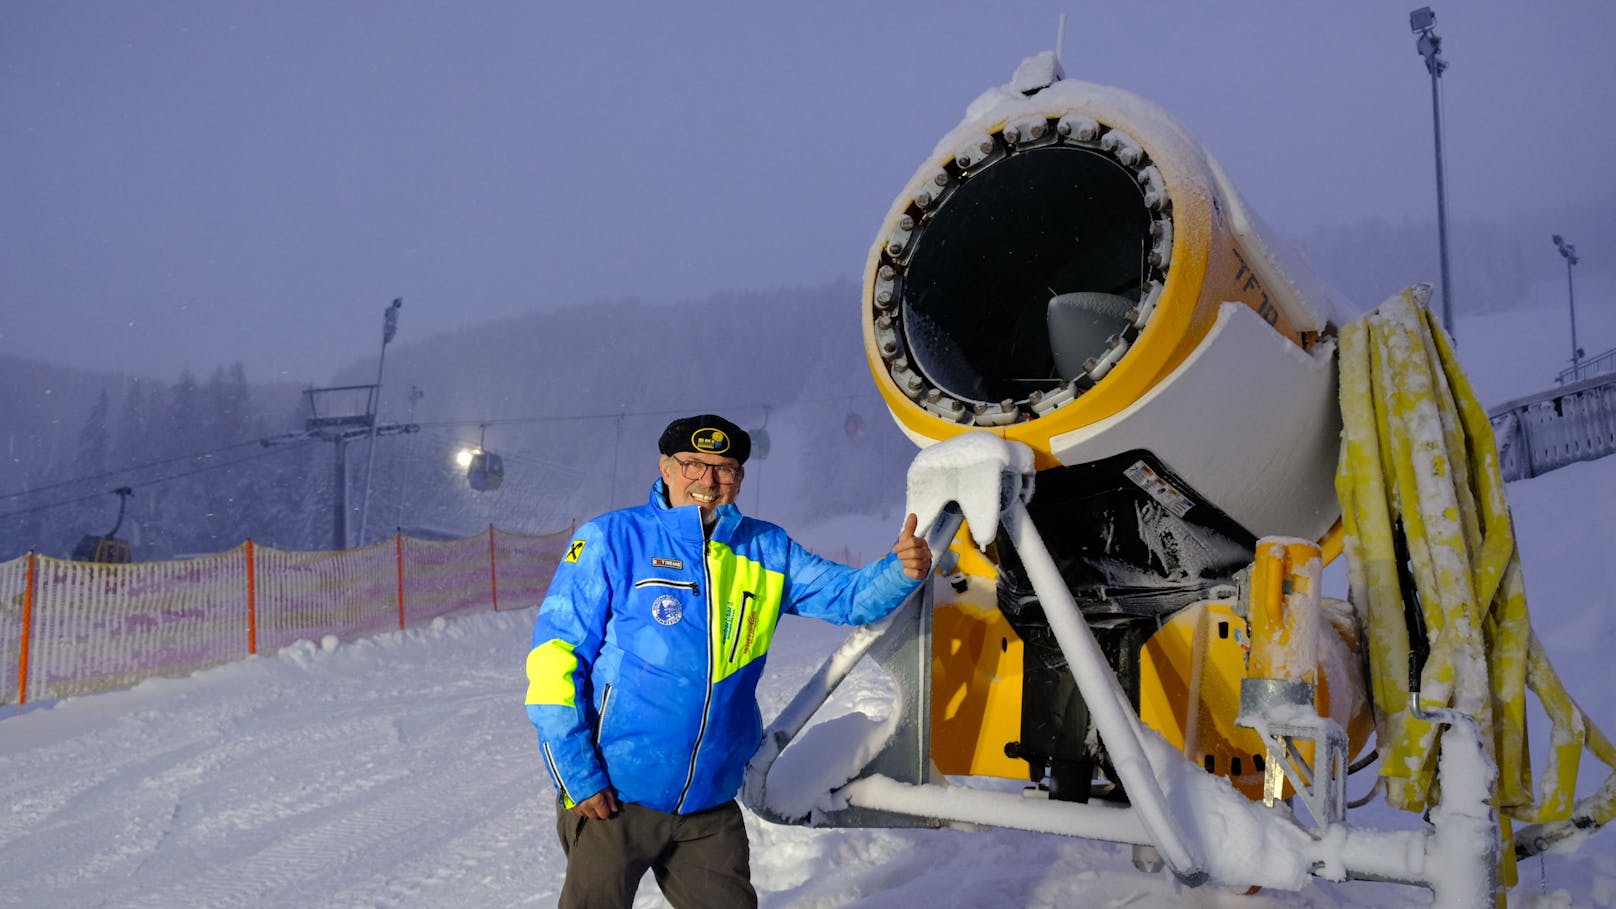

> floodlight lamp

[
  {"left": 1410, "top": 7, "right": 1435, "bottom": 32},
  {"left": 455, "top": 448, "right": 477, "bottom": 469},
  {"left": 1554, "top": 235, "right": 1578, "bottom": 264}
]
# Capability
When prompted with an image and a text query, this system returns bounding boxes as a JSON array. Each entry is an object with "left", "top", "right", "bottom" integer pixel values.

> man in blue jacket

[{"left": 526, "top": 413, "right": 932, "bottom": 908}]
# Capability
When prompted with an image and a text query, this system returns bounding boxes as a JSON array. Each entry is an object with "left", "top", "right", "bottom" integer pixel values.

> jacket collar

[{"left": 649, "top": 478, "right": 741, "bottom": 540}]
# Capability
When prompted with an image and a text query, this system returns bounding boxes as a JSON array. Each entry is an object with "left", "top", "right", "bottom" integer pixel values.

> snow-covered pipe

[
  {"left": 841, "top": 776, "right": 1150, "bottom": 845},
  {"left": 1002, "top": 497, "right": 1206, "bottom": 884}
]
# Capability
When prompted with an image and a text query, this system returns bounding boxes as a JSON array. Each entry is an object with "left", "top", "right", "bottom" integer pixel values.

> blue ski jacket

[{"left": 525, "top": 480, "right": 921, "bottom": 815}]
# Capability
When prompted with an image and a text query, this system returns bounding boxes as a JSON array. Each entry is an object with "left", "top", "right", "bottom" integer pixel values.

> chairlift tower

[
  {"left": 263, "top": 384, "right": 417, "bottom": 551},
  {"left": 307, "top": 385, "right": 378, "bottom": 550}
]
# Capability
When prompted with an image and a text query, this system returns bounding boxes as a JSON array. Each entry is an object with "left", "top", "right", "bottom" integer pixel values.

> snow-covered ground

[{"left": 3, "top": 293, "right": 1615, "bottom": 907}]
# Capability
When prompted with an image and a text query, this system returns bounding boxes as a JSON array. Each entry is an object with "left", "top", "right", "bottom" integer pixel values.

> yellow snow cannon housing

[{"left": 865, "top": 56, "right": 1369, "bottom": 799}]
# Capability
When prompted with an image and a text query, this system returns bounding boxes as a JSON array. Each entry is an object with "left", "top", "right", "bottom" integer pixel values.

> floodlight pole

[
  {"left": 1554, "top": 234, "right": 1582, "bottom": 379},
  {"left": 357, "top": 298, "right": 402, "bottom": 545},
  {"left": 1411, "top": 8, "right": 1455, "bottom": 340},
  {"left": 396, "top": 385, "right": 424, "bottom": 529}
]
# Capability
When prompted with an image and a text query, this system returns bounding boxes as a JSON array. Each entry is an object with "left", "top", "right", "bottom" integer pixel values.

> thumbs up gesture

[{"left": 892, "top": 512, "right": 933, "bottom": 580}]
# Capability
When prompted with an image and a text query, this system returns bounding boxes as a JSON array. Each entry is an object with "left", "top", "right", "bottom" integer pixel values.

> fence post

[
  {"left": 488, "top": 524, "right": 500, "bottom": 612},
  {"left": 245, "top": 540, "right": 258, "bottom": 655},
  {"left": 17, "top": 551, "right": 36, "bottom": 706},
  {"left": 395, "top": 533, "right": 406, "bottom": 630}
]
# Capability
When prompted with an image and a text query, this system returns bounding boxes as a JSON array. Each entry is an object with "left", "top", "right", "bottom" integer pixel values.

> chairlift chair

[
  {"left": 468, "top": 450, "right": 504, "bottom": 491},
  {"left": 71, "top": 486, "right": 135, "bottom": 563},
  {"left": 466, "top": 425, "right": 504, "bottom": 490}
]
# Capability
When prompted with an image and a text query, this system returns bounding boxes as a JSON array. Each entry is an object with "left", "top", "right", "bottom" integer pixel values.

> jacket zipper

[
  {"left": 675, "top": 535, "right": 717, "bottom": 813},
  {"left": 596, "top": 683, "right": 614, "bottom": 739},
  {"left": 541, "top": 742, "right": 572, "bottom": 805},
  {"left": 633, "top": 578, "right": 700, "bottom": 592},
  {"left": 727, "top": 590, "right": 755, "bottom": 663}
]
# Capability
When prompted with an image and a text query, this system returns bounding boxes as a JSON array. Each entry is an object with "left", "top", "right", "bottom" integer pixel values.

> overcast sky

[{"left": 4, "top": 1, "right": 1613, "bottom": 384}]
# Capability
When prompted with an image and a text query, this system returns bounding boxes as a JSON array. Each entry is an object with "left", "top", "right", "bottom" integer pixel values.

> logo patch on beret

[{"left": 691, "top": 428, "right": 730, "bottom": 455}]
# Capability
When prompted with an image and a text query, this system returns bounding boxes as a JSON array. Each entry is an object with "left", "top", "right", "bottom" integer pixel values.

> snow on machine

[{"left": 742, "top": 49, "right": 1615, "bottom": 907}]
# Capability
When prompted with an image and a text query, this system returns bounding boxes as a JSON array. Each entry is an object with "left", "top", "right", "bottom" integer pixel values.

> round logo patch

[
  {"left": 651, "top": 595, "right": 683, "bottom": 626},
  {"left": 691, "top": 427, "right": 730, "bottom": 455}
]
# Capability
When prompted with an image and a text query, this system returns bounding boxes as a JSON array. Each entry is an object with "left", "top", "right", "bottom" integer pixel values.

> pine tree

[
  {"left": 116, "top": 379, "right": 153, "bottom": 467},
  {"left": 62, "top": 389, "right": 117, "bottom": 557},
  {"left": 129, "top": 371, "right": 201, "bottom": 557},
  {"left": 75, "top": 389, "right": 111, "bottom": 479},
  {"left": 194, "top": 365, "right": 253, "bottom": 551}
]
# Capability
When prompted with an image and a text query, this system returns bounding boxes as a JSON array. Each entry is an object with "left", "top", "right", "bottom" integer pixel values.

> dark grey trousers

[{"left": 555, "top": 798, "right": 757, "bottom": 909}]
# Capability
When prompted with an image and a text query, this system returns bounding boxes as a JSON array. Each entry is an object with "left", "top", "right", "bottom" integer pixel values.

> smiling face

[{"left": 660, "top": 452, "right": 744, "bottom": 513}]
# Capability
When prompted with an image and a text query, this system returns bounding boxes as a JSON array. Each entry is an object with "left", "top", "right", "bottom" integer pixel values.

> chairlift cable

[
  {"left": 0, "top": 437, "right": 321, "bottom": 522},
  {"left": 408, "top": 392, "right": 870, "bottom": 431},
  {"left": 0, "top": 436, "right": 275, "bottom": 503}
]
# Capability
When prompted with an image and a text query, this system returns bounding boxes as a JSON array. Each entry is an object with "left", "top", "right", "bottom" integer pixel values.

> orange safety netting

[{"left": 1, "top": 527, "right": 570, "bottom": 706}]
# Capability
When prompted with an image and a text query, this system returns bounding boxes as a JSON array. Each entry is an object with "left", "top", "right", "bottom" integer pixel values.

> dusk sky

[{"left": 5, "top": 1, "right": 1613, "bottom": 383}]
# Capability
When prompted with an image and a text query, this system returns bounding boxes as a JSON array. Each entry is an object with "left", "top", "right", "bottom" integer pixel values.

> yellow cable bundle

[{"left": 1335, "top": 285, "right": 1615, "bottom": 849}]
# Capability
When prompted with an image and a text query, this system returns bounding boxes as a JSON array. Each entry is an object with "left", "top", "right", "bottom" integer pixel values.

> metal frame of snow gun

[
  {"left": 743, "top": 500, "right": 1187, "bottom": 868},
  {"left": 743, "top": 507, "right": 963, "bottom": 832},
  {"left": 743, "top": 435, "right": 1502, "bottom": 907}
]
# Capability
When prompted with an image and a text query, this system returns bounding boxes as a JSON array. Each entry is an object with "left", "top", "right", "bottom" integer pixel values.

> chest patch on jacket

[
  {"left": 564, "top": 540, "right": 586, "bottom": 563},
  {"left": 651, "top": 595, "right": 683, "bottom": 626},
  {"left": 651, "top": 557, "right": 684, "bottom": 570}
]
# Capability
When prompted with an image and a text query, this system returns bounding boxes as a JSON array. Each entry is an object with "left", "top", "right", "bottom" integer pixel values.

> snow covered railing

[
  {"left": 1554, "top": 344, "right": 1616, "bottom": 386},
  {"left": 0, "top": 526, "right": 570, "bottom": 706},
  {"left": 1489, "top": 372, "right": 1616, "bottom": 481}
]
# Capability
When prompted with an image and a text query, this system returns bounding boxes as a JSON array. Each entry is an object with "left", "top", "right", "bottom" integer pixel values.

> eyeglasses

[{"left": 671, "top": 456, "right": 742, "bottom": 484}]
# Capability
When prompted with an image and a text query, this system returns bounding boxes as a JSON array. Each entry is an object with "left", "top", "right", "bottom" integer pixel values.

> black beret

[{"left": 658, "top": 414, "right": 750, "bottom": 464}]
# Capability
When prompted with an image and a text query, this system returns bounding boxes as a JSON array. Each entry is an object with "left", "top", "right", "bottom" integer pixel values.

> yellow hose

[{"left": 1335, "top": 285, "right": 1615, "bottom": 863}]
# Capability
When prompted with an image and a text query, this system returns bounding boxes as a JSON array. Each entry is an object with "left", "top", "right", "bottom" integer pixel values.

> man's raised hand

[{"left": 892, "top": 512, "right": 933, "bottom": 580}]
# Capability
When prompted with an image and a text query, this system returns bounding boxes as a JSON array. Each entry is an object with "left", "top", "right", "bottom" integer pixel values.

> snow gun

[{"left": 742, "top": 50, "right": 1615, "bottom": 907}]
